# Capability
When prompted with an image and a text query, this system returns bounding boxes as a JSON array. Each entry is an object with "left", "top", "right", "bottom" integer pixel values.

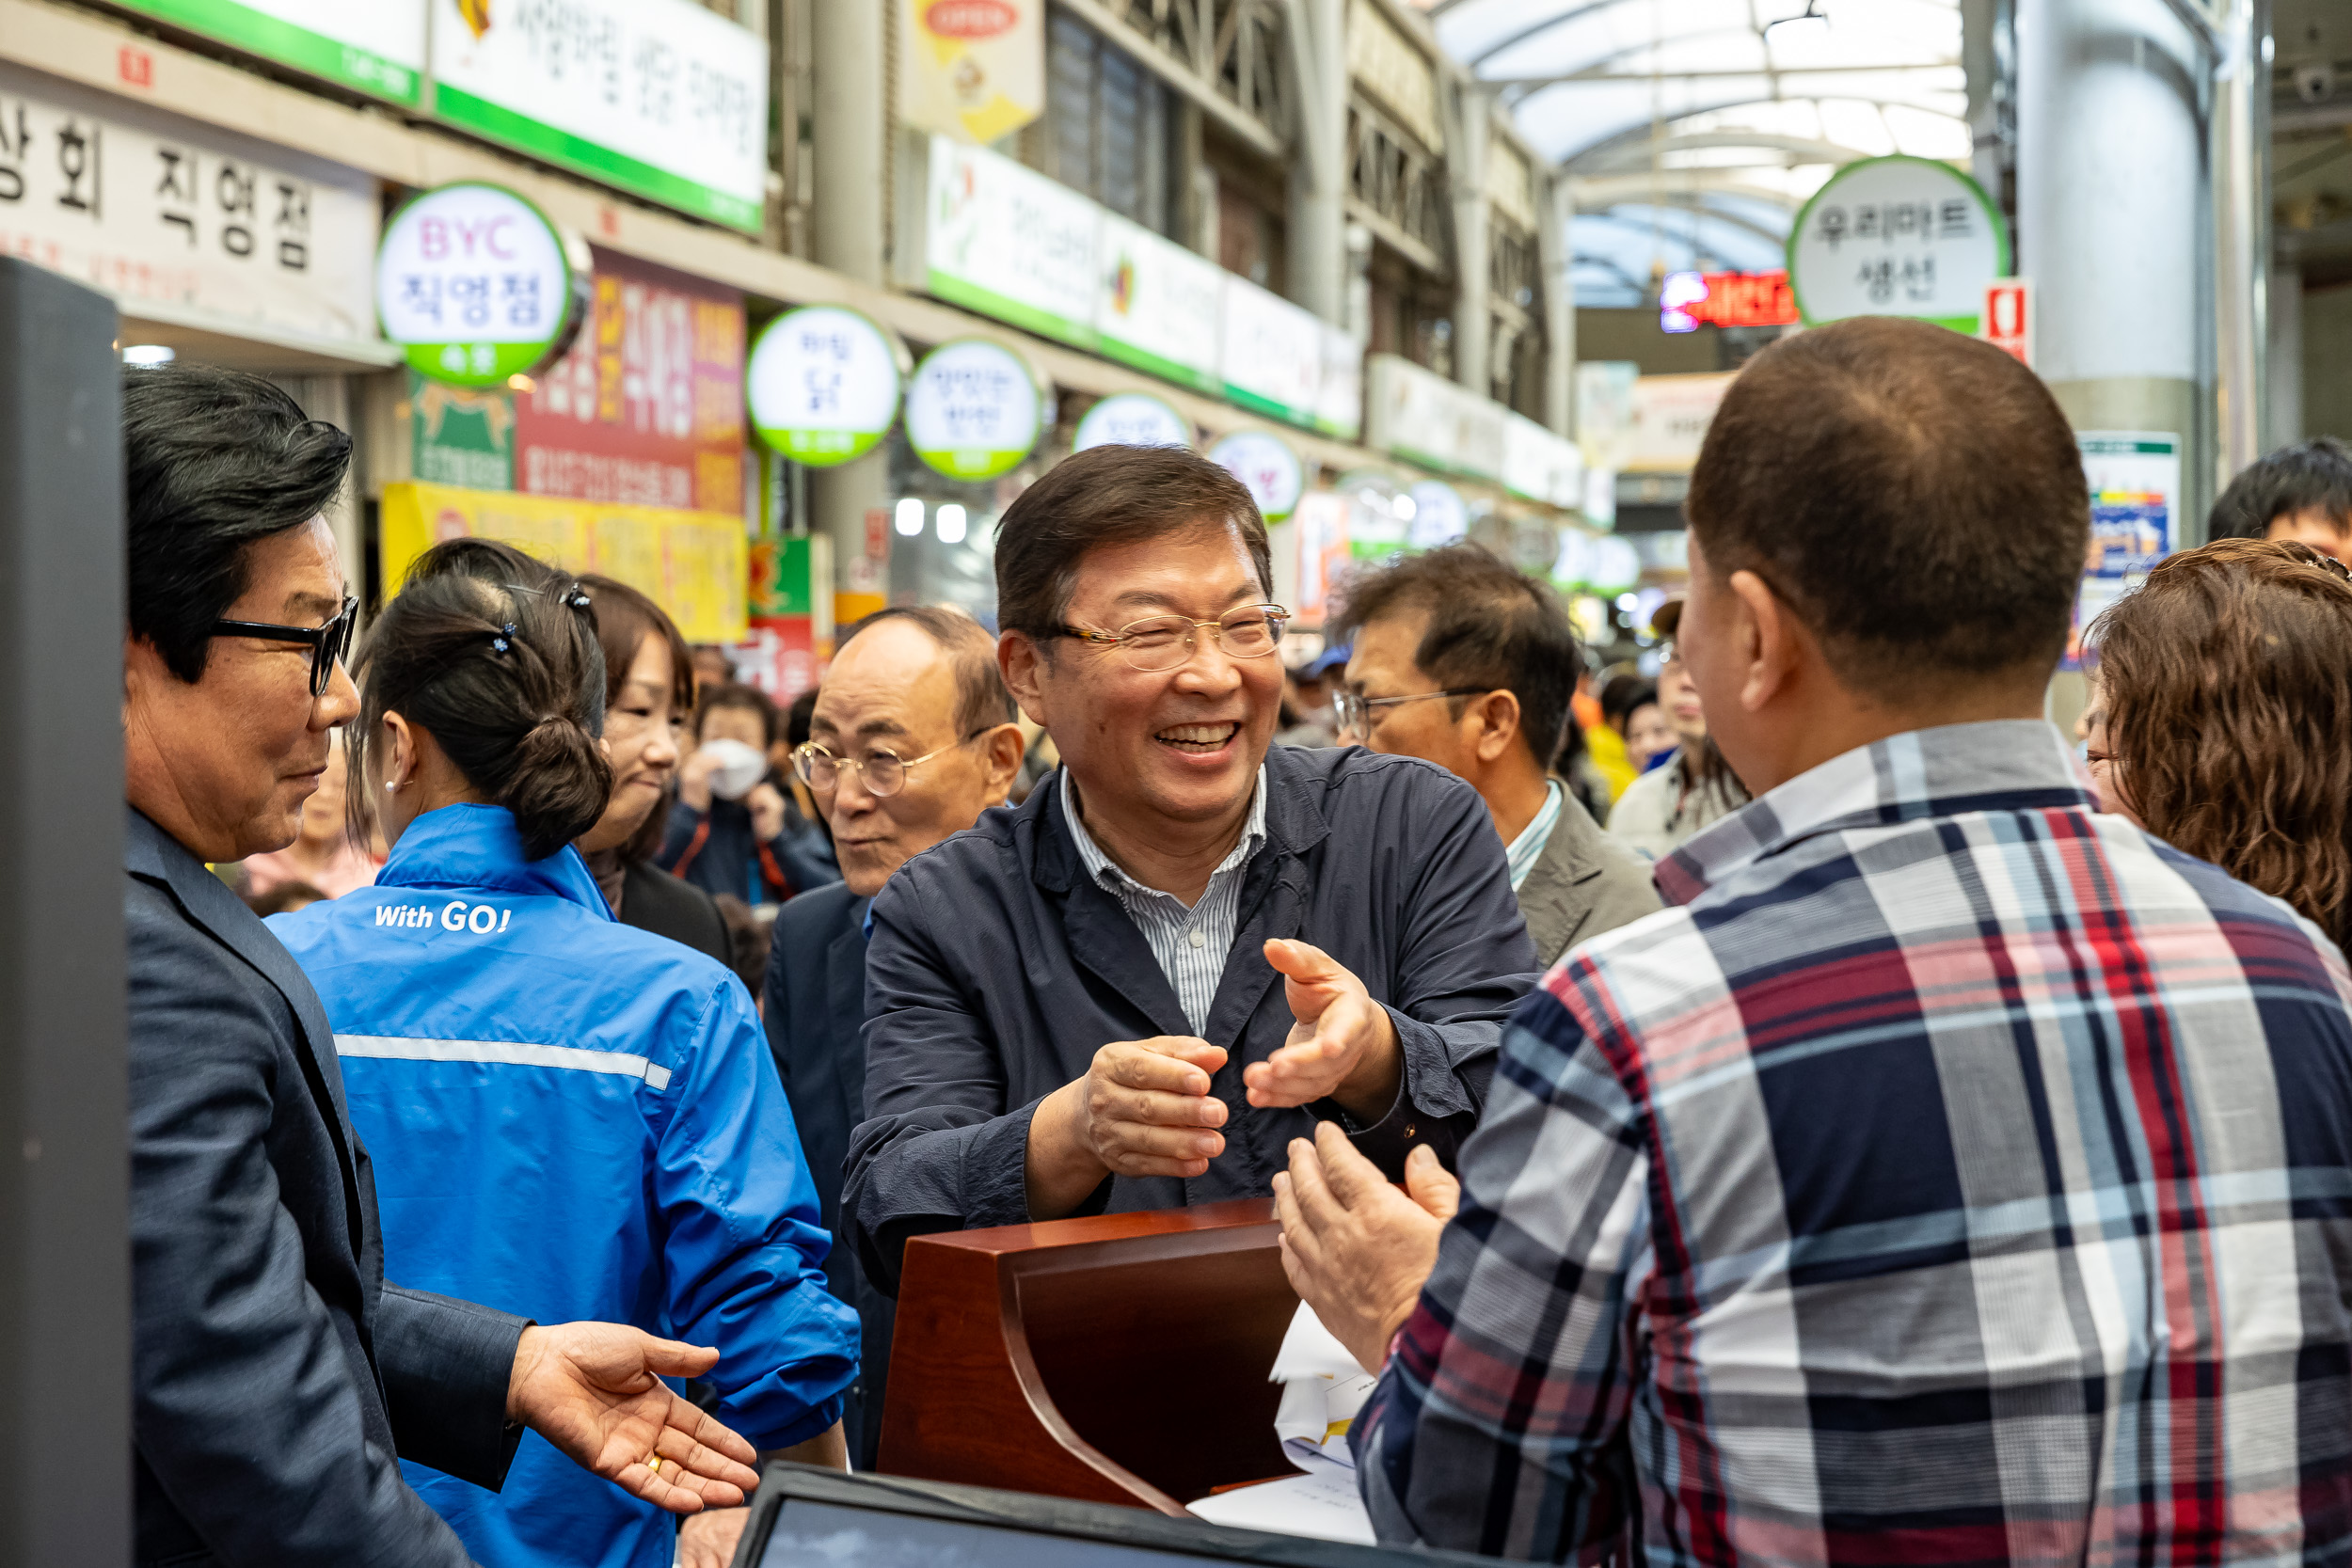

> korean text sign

[
  {"left": 377, "top": 182, "right": 578, "bottom": 388},
  {"left": 1788, "top": 155, "right": 2009, "bottom": 334}
]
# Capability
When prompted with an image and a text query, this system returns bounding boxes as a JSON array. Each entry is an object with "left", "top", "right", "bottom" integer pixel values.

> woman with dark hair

[
  {"left": 569, "top": 573, "right": 732, "bottom": 966},
  {"left": 271, "top": 540, "right": 856, "bottom": 1568},
  {"left": 2088, "top": 536, "right": 2352, "bottom": 949}
]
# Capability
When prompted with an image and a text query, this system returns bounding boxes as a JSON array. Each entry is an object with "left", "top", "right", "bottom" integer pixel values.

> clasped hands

[{"left": 1024, "top": 939, "right": 1403, "bottom": 1215}]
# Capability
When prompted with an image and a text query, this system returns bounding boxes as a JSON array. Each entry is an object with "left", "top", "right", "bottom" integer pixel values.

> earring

[{"left": 386, "top": 779, "right": 400, "bottom": 793}]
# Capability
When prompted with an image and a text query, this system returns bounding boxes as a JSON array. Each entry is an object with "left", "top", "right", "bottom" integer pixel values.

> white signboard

[
  {"left": 922, "top": 135, "right": 1098, "bottom": 348},
  {"left": 747, "top": 304, "right": 903, "bottom": 467},
  {"left": 1208, "top": 429, "right": 1305, "bottom": 523},
  {"left": 898, "top": 0, "right": 1045, "bottom": 145},
  {"left": 1097, "top": 213, "right": 1222, "bottom": 390},
  {"left": 1316, "top": 325, "right": 1364, "bottom": 440},
  {"left": 1574, "top": 360, "right": 1640, "bottom": 472},
  {"left": 1221, "top": 276, "right": 1325, "bottom": 427},
  {"left": 116, "top": 0, "right": 424, "bottom": 103},
  {"left": 1406, "top": 481, "right": 1467, "bottom": 549},
  {"left": 1788, "top": 155, "right": 2009, "bottom": 333},
  {"left": 1073, "top": 391, "right": 1192, "bottom": 452},
  {"left": 1364, "top": 354, "right": 1507, "bottom": 482},
  {"left": 429, "top": 0, "right": 769, "bottom": 232},
  {"left": 1628, "top": 372, "right": 1737, "bottom": 474},
  {"left": 905, "top": 338, "right": 1044, "bottom": 481},
  {"left": 0, "top": 65, "right": 378, "bottom": 343},
  {"left": 376, "top": 182, "right": 578, "bottom": 387},
  {"left": 1502, "top": 412, "right": 1583, "bottom": 508}
]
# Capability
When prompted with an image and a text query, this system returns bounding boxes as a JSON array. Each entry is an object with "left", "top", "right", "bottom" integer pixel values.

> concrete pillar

[
  {"left": 809, "top": 0, "right": 889, "bottom": 600},
  {"left": 2268, "top": 262, "right": 2303, "bottom": 448},
  {"left": 1449, "top": 83, "right": 1490, "bottom": 398},
  {"left": 1283, "top": 0, "right": 1348, "bottom": 325},
  {"left": 2015, "top": 0, "right": 2205, "bottom": 514},
  {"left": 1537, "top": 169, "right": 1574, "bottom": 436}
]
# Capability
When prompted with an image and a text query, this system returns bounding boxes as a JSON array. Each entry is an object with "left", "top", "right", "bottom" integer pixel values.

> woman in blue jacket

[{"left": 273, "top": 540, "right": 856, "bottom": 1568}]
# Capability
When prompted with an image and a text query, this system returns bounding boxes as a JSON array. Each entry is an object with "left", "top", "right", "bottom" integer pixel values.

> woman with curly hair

[{"left": 2087, "top": 536, "right": 2352, "bottom": 950}]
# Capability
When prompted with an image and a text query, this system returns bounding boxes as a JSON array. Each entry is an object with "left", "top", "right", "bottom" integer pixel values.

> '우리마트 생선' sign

[
  {"left": 1786, "top": 155, "right": 2008, "bottom": 335},
  {"left": 904, "top": 338, "right": 1046, "bottom": 481},
  {"left": 747, "top": 305, "right": 906, "bottom": 467},
  {"left": 376, "top": 182, "right": 586, "bottom": 388}
]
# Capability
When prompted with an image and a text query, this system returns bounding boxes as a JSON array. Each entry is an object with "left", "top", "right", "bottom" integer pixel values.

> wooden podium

[{"left": 875, "top": 1198, "right": 1300, "bottom": 1515}]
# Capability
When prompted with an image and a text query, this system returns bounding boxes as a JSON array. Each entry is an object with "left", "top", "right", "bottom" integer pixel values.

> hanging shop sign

[
  {"left": 905, "top": 338, "right": 1045, "bottom": 481},
  {"left": 376, "top": 182, "right": 585, "bottom": 388},
  {"left": 1787, "top": 155, "right": 2009, "bottom": 334},
  {"left": 0, "top": 66, "right": 379, "bottom": 343},
  {"left": 1097, "top": 214, "right": 1223, "bottom": 390},
  {"left": 427, "top": 0, "right": 769, "bottom": 232},
  {"left": 747, "top": 304, "right": 904, "bottom": 468},
  {"left": 898, "top": 0, "right": 1044, "bottom": 145},
  {"left": 919, "top": 136, "right": 1099, "bottom": 349},
  {"left": 1660, "top": 268, "right": 1797, "bottom": 334},
  {"left": 112, "top": 0, "right": 425, "bottom": 105},
  {"left": 1627, "top": 372, "right": 1736, "bottom": 474},
  {"left": 1574, "top": 360, "right": 1640, "bottom": 472},
  {"left": 1406, "top": 481, "right": 1468, "bottom": 550},
  {"left": 381, "top": 481, "right": 747, "bottom": 641},
  {"left": 1073, "top": 391, "right": 1192, "bottom": 453},
  {"left": 1221, "top": 275, "right": 1326, "bottom": 428},
  {"left": 1364, "top": 354, "right": 1506, "bottom": 482},
  {"left": 2067, "top": 432, "right": 2179, "bottom": 670},
  {"left": 1207, "top": 429, "right": 1305, "bottom": 524},
  {"left": 1289, "top": 490, "right": 1352, "bottom": 624}
]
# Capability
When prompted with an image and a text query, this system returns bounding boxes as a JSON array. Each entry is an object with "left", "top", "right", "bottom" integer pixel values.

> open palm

[{"left": 509, "top": 1321, "right": 763, "bottom": 1514}]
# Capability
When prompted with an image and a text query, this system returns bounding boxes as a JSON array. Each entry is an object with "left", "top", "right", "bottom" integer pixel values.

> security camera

[{"left": 2296, "top": 61, "right": 2336, "bottom": 103}]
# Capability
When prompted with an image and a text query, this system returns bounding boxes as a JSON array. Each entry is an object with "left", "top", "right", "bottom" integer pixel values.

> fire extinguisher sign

[{"left": 1983, "top": 278, "right": 2033, "bottom": 371}]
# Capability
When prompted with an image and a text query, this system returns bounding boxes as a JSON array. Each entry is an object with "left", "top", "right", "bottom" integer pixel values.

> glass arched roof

[{"left": 1417, "top": 0, "right": 1970, "bottom": 306}]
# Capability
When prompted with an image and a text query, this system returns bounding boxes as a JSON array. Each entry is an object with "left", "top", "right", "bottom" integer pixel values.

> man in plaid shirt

[{"left": 1276, "top": 317, "right": 2352, "bottom": 1564}]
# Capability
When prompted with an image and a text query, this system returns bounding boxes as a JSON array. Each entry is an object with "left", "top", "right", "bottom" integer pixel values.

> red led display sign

[{"left": 1660, "top": 269, "right": 1800, "bottom": 333}]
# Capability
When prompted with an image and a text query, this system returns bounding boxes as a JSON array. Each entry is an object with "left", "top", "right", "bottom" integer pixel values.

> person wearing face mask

[
  {"left": 571, "top": 575, "right": 732, "bottom": 967},
  {"left": 762, "top": 605, "right": 1025, "bottom": 1468},
  {"left": 840, "top": 444, "right": 1537, "bottom": 1300},
  {"left": 271, "top": 540, "right": 857, "bottom": 1568},
  {"left": 662, "top": 683, "right": 839, "bottom": 907}
]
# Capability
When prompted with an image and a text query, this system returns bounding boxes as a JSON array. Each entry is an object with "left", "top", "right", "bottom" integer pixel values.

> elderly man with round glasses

[{"left": 839, "top": 444, "right": 1539, "bottom": 1297}]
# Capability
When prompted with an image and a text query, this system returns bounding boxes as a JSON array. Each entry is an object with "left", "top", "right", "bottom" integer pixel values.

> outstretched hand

[
  {"left": 1244, "top": 939, "right": 1401, "bottom": 1118},
  {"left": 1272, "top": 1123, "right": 1458, "bottom": 1374},
  {"left": 506, "top": 1322, "right": 762, "bottom": 1515}
]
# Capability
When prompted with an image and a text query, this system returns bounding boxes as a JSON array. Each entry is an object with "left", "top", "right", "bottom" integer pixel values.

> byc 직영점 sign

[
  {"left": 376, "top": 182, "right": 586, "bottom": 388},
  {"left": 747, "top": 305, "right": 906, "bottom": 467}
]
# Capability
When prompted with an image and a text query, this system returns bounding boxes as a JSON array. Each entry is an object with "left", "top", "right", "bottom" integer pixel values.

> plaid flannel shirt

[{"left": 1355, "top": 720, "right": 2352, "bottom": 1566}]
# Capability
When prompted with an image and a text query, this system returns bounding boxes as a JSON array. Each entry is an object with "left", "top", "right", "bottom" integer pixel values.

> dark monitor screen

[{"left": 731, "top": 1465, "right": 1488, "bottom": 1568}]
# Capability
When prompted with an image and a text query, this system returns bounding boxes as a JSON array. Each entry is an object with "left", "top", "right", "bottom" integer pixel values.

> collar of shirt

[
  {"left": 1502, "top": 778, "right": 1564, "bottom": 893},
  {"left": 1654, "top": 719, "right": 2095, "bottom": 908},
  {"left": 1059, "top": 764, "right": 1269, "bottom": 909}
]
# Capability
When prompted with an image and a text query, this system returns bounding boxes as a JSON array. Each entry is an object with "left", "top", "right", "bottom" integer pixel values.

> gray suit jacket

[
  {"left": 1516, "top": 788, "right": 1661, "bottom": 970},
  {"left": 128, "top": 807, "right": 526, "bottom": 1567}
]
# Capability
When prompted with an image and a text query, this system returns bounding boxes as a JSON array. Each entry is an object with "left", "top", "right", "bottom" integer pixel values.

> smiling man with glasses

[{"left": 839, "top": 444, "right": 1538, "bottom": 1296}]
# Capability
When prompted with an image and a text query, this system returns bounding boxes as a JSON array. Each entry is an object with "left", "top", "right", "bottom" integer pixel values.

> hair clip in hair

[
  {"left": 566, "top": 589, "right": 593, "bottom": 611},
  {"left": 489, "top": 622, "right": 516, "bottom": 655}
]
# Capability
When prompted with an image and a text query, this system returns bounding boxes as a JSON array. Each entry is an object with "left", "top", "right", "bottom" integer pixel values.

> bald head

[{"left": 808, "top": 609, "right": 1021, "bottom": 897}]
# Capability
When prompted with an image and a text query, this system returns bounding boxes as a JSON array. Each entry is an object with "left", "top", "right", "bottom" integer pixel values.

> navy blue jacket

[
  {"left": 762, "top": 879, "right": 895, "bottom": 1470},
  {"left": 127, "top": 807, "right": 525, "bottom": 1567},
  {"left": 842, "top": 746, "right": 1541, "bottom": 1292}
]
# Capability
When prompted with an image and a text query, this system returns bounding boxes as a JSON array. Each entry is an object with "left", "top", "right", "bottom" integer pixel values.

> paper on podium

[{"left": 1185, "top": 1303, "right": 1379, "bottom": 1544}]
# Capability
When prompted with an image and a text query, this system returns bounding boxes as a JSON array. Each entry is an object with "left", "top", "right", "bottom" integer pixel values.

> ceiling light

[
  {"left": 936, "top": 503, "right": 968, "bottom": 545},
  {"left": 894, "top": 498, "right": 926, "bottom": 537},
  {"left": 121, "top": 344, "right": 175, "bottom": 366}
]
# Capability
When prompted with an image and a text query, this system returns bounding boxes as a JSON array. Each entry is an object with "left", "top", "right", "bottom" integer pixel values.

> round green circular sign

[
  {"left": 1785, "top": 155, "right": 2010, "bottom": 334},
  {"left": 376, "top": 182, "right": 581, "bottom": 388},
  {"left": 904, "top": 339, "right": 1046, "bottom": 482},
  {"left": 748, "top": 305, "right": 905, "bottom": 467}
]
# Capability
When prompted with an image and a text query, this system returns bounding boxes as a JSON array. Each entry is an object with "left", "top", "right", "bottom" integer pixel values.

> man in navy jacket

[
  {"left": 121, "top": 365, "right": 759, "bottom": 1566},
  {"left": 842, "top": 446, "right": 1539, "bottom": 1294},
  {"left": 764, "top": 605, "right": 1025, "bottom": 1467}
]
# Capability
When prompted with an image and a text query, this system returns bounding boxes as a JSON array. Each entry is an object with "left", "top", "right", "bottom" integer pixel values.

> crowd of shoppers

[{"left": 119, "top": 331, "right": 2352, "bottom": 1568}]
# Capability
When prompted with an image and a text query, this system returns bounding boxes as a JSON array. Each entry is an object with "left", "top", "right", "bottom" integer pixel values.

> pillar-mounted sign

[
  {"left": 905, "top": 338, "right": 1047, "bottom": 482},
  {"left": 375, "top": 182, "right": 587, "bottom": 388},
  {"left": 1207, "top": 429, "right": 1305, "bottom": 524},
  {"left": 1073, "top": 391, "right": 1193, "bottom": 453},
  {"left": 1786, "top": 155, "right": 2010, "bottom": 335},
  {"left": 747, "top": 305, "right": 907, "bottom": 467}
]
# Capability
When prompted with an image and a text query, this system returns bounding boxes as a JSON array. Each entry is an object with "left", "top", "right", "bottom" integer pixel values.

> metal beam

[
  {"left": 1567, "top": 131, "right": 1881, "bottom": 171},
  {"left": 1493, "top": 59, "right": 1964, "bottom": 91},
  {"left": 1055, "top": 0, "right": 1289, "bottom": 159}
]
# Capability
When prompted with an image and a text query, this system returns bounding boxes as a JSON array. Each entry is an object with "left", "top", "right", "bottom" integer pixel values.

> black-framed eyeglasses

[
  {"left": 1052, "top": 604, "right": 1290, "bottom": 672},
  {"left": 790, "top": 727, "right": 993, "bottom": 798},
  {"left": 1333, "top": 688, "right": 1484, "bottom": 739},
  {"left": 210, "top": 595, "right": 358, "bottom": 697}
]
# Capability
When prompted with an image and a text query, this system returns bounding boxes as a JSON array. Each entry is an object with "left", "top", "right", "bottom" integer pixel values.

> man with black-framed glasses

[
  {"left": 840, "top": 444, "right": 1538, "bottom": 1301},
  {"left": 761, "top": 604, "right": 1025, "bottom": 1470}
]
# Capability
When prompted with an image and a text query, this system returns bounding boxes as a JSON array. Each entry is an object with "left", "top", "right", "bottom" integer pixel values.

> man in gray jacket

[{"left": 1330, "top": 545, "right": 1659, "bottom": 967}]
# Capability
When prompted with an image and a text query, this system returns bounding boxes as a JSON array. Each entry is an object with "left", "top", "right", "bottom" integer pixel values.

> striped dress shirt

[
  {"left": 1355, "top": 720, "right": 2352, "bottom": 1565},
  {"left": 1060, "top": 766, "right": 1268, "bottom": 1036}
]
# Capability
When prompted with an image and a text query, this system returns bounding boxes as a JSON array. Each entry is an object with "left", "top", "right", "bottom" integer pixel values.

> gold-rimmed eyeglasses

[
  {"left": 790, "top": 728, "right": 992, "bottom": 798},
  {"left": 1053, "top": 604, "right": 1290, "bottom": 672}
]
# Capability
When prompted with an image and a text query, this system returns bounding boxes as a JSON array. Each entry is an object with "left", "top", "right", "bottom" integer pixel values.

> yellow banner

[
  {"left": 897, "top": 0, "right": 1042, "bottom": 144},
  {"left": 380, "top": 483, "right": 749, "bottom": 644}
]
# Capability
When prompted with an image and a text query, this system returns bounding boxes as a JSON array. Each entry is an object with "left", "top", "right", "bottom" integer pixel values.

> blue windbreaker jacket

[{"left": 272, "top": 805, "right": 857, "bottom": 1568}]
